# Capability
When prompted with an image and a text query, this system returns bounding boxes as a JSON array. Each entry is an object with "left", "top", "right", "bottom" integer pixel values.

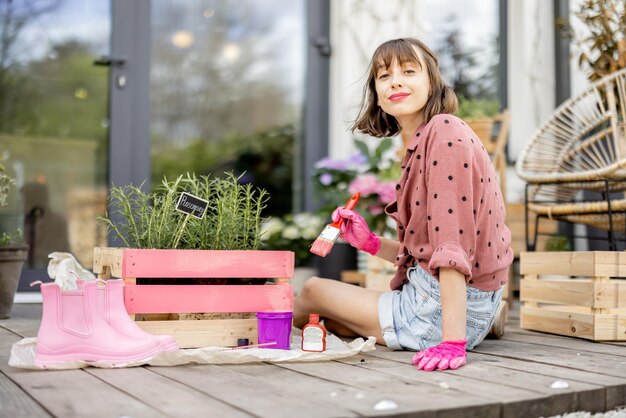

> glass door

[
  {"left": 0, "top": 0, "right": 111, "bottom": 290},
  {"left": 149, "top": 0, "right": 306, "bottom": 216}
]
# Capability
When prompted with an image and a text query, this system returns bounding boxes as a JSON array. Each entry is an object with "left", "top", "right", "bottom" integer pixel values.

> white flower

[
  {"left": 293, "top": 213, "right": 312, "bottom": 225},
  {"left": 282, "top": 225, "right": 300, "bottom": 240},
  {"left": 301, "top": 227, "right": 320, "bottom": 240},
  {"left": 260, "top": 218, "right": 284, "bottom": 240}
]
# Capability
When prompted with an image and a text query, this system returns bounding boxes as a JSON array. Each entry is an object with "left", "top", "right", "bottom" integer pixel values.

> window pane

[
  {"left": 0, "top": 1, "right": 110, "bottom": 279},
  {"left": 150, "top": 0, "right": 305, "bottom": 215},
  {"left": 422, "top": 0, "right": 501, "bottom": 115}
]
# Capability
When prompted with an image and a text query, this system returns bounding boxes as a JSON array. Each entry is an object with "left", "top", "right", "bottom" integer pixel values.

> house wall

[{"left": 507, "top": 0, "right": 556, "bottom": 164}]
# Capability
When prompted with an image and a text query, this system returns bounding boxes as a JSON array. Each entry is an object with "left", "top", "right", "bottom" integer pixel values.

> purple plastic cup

[{"left": 256, "top": 311, "right": 293, "bottom": 350}]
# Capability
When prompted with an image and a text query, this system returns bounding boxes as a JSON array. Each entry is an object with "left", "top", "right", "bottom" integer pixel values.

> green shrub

[{"left": 456, "top": 97, "right": 500, "bottom": 119}]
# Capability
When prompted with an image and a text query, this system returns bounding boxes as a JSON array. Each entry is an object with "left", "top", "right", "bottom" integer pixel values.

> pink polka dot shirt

[{"left": 385, "top": 114, "right": 514, "bottom": 292}]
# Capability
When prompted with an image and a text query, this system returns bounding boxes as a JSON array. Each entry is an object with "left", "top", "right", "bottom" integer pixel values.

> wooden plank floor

[{"left": 0, "top": 301, "right": 625, "bottom": 418}]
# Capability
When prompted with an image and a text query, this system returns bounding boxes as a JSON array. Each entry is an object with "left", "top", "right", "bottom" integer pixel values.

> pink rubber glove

[
  {"left": 331, "top": 208, "right": 381, "bottom": 255},
  {"left": 411, "top": 340, "right": 467, "bottom": 371}
]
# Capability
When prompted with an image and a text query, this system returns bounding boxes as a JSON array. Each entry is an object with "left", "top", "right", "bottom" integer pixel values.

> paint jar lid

[{"left": 256, "top": 311, "right": 294, "bottom": 319}]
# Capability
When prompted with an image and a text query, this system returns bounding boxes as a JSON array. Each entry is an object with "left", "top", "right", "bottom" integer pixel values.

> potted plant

[
  {"left": 456, "top": 97, "right": 500, "bottom": 142},
  {"left": 0, "top": 163, "right": 28, "bottom": 319},
  {"left": 572, "top": 0, "right": 626, "bottom": 82},
  {"left": 312, "top": 139, "right": 400, "bottom": 279},
  {"left": 96, "top": 172, "right": 295, "bottom": 348},
  {"left": 313, "top": 138, "right": 398, "bottom": 237}
]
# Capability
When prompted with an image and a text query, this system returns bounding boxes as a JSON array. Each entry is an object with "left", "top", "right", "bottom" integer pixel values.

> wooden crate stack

[
  {"left": 365, "top": 254, "right": 395, "bottom": 291},
  {"left": 520, "top": 251, "right": 626, "bottom": 341},
  {"left": 93, "top": 247, "right": 294, "bottom": 348}
]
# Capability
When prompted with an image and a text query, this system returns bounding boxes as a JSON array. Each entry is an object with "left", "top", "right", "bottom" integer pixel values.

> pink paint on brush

[{"left": 310, "top": 192, "right": 360, "bottom": 257}]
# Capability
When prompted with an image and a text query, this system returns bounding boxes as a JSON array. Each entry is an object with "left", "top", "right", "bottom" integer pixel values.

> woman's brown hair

[{"left": 352, "top": 38, "right": 458, "bottom": 137}]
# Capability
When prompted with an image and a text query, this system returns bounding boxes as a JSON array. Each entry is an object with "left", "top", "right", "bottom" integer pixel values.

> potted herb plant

[
  {"left": 456, "top": 97, "right": 500, "bottom": 142},
  {"left": 95, "top": 172, "right": 294, "bottom": 348},
  {"left": 100, "top": 172, "right": 269, "bottom": 253},
  {"left": 0, "top": 163, "right": 28, "bottom": 319}
]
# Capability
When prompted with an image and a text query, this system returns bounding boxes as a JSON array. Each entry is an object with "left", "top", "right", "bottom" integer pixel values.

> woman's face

[{"left": 374, "top": 49, "right": 430, "bottom": 126}]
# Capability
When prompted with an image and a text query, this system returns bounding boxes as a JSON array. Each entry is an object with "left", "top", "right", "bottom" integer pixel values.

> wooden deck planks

[
  {"left": 473, "top": 339, "right": 626, "bottom": 379},
  {"left": 354, "top": 349, "right": 605, "bottom": 418},
  {"left": 0, "top": 327, "right": 167, "bottom": 418},
  {"left": 0, "top": 371, "right": 51, "bottom": 418},
  {"left": 150, "top": 364, "right": 359, "bottom": 418},
  {"left": 470, "top": 352, "right": 626, "bottom": 411},
  {"left": 0, "top": 302, "right": 625, "bottom": 418},
  {"left": 86, "top": 367, "right": 254, "bottom": 418},
  {"left": 225, "top": 362, "right": 401, "bottom": 417},
  {"left": 277, "top": 360, "right": 500, "bottom": 417}
]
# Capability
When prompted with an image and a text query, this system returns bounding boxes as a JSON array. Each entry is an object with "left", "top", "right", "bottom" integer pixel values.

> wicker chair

[{"left": 515, "top": 67, "right": 626, "bottom": 250}]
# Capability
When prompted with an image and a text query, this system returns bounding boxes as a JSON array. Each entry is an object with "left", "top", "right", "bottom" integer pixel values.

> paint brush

[
  {"left": 231, "top": 341, "right": 277, "bottom": 350},
  {"left": 310, "top": 192, "right": 360, "bottom": 257}
]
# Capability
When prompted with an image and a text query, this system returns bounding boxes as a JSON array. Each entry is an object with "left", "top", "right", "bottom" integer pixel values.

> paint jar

[
  {"left": 301, "top": 313, "right": 326, "bottom": 352},
  {"left": 256, "top": 312, "right": 293, "bottom": 350}
]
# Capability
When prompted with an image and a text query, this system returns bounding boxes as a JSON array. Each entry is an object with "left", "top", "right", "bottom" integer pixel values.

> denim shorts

[{"left": 378, "top": 264, "right": 502, "bottom": 351}]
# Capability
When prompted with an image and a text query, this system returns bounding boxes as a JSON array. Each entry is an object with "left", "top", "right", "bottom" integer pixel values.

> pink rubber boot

[
  {"left": 98, "top": 279, "right": 178, "bottom": 352},
  {"left": 34, "top": 282, "right": 162, "bottom": 368}
]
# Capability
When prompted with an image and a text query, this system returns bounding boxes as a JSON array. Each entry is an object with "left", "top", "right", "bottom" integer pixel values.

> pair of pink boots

[{"left": 35, "top": 279, "right": 178, "bottom": 368}]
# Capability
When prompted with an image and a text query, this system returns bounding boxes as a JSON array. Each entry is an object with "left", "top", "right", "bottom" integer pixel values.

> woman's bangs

[{"left": 372, "top": 40, "right": 422, "bottom": 73}]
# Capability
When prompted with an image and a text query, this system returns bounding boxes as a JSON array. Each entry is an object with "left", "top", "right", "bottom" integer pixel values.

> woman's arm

[
  {"left": 375, "top": 236, "right": 401, "bottom": 264},
  {"left": 412, "top": 267, "right": 469, "bottom": 371},
  {"left": 439, "top": 267, "right": 467, "bottom": 340}
]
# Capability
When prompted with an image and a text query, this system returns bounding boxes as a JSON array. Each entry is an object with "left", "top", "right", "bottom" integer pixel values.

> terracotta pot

[
  {"left": 0, "top": 246, "right": 28, "bottom": 319},
  {"left": 465, "top": 117, "right": 494, "bottom": 144}
]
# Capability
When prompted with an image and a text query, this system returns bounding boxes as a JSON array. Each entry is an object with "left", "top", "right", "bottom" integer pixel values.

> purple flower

[
  {"left": 319, "top": 173, "right": 333, "bottom": 186},
  {"left": 347, "top": 153, "right": 368, "bottom": 169},
  {"left": 315, "top": 157, "right": 349, "bottom": 171}
]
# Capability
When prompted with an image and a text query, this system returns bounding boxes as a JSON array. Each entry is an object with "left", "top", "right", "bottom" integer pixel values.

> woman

[{"left": 294, "top": 38, "right": 513, "bottom": 371}]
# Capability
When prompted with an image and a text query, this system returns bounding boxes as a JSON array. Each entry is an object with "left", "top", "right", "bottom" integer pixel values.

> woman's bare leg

[{"left": 294, "top": 277, "right": 386, "bottom": 344}]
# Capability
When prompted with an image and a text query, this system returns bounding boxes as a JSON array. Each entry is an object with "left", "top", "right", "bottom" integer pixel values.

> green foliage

[
  {"left": 152, "top": 125, "right": 294, "bottom": 216},
  {"left": 544, "top": 235, "right": 572, "bottom": 252},
  {"left": 434, "top": 17, "right": 500, "bottom": 101},
  {"left": 99, "top": 172, "right": 269, "bottom": 250},
  {"left": 0, "top": 230, "right": 23, "bottom": 247},
  {"left": 456, "top": 97, "right": 500, "bottom": 119},
  {"left": 3, "top": 41, "right": 108, "bottom": 141},
  {"left": 0, "top": 163, "right": 14, "bottom": 208},
  {"left": 0, "top": 163, "right": 24, "bottom": 248},
  {"left": 574, "top": 0, "right": 626, "bottom": 82}
]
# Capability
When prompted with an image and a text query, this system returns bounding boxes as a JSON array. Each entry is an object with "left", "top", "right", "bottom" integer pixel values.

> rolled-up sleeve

[{"left": 425, "top": 135, "right": 478, "bottom": 279}]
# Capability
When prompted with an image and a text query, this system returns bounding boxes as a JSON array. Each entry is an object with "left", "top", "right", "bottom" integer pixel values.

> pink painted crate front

[{"left": 93, "top": 247, "right": 295, "bottom": 348}]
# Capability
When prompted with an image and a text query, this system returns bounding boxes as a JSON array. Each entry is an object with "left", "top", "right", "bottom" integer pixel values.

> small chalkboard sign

[{"left": 176, "top": 192, "right": 209, "bottom": 219}]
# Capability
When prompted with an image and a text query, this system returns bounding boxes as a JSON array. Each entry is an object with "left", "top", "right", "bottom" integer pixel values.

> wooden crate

[
  {"left": 520, "top": 251, "right": 626, "bottom": 341},
  {"left": 93, "top": 247, "right": 294, "bottom": 348},
  {"left": 365, "top": 254, "right": 395, "bottom": 291},
  {"left": 506, "top": 202, "right": 557, "bottom": 257}
]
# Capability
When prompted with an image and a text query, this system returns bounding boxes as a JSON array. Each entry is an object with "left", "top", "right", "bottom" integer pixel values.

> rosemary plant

[{"left": 100, "top": 172, "right": 269, "bottom": 250}]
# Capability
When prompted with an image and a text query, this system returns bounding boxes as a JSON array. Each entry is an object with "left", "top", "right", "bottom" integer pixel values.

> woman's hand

[
  {"left": 331, "top": 208, "right": 380, "bottom": 255},
  {"left": 411, "top": 340, "right": 467, "bottom": 371}
]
